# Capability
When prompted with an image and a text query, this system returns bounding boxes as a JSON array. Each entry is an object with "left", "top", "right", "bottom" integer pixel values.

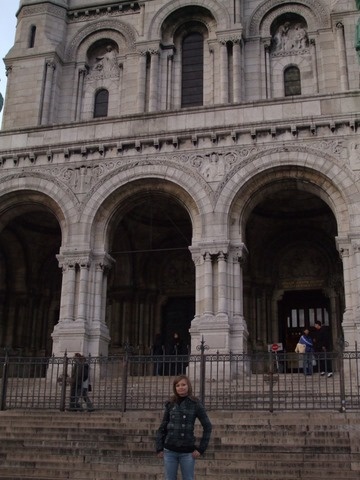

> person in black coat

[
  {"left": 69, "top": 353, "right": 94, "bottom": 411},
  {"left": 152, "top": 333, "right": 165, "bottom": 375},
  {"left": 156, "top": 375, "right": 212, "bottom": 480},
  {"left": 313, "top": 321, "right": 333, "bottom": 377},
  {"left": 166, "top": 333, "right": 188, "bottom": 375}
]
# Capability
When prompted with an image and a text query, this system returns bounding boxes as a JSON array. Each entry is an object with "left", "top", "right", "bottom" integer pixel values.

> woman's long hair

[{"left": 170, "top": 375, "right": 197, "bottom": 403}]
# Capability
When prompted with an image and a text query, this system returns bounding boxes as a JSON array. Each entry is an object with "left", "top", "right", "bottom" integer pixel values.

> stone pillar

[
  {"left": 166, "top": 49, "right": 174, "bottom": 110},
  {"left": 264, "top": 43, "right": 271, "bottom": 99},
  {"left": 356, "top": 19, "right": 360, "bottom": 63},
  {"left": 310, "top": 39, "right": 319, "bottom": 93},
  {"left": 137, "top": 51, "right": 147, "bottom": 113},
  {"left": 93, "top": 263, "right": 104, "bottom": 324},
  {"left": 229, "top": 244, "right": 248, "bottom": 353},
  {"left": 60, "top": 262, "right": 76, "bottom": 323},
  {"left": 337, "top": 240, "right": 356, "bottom": 349},
  {"left": 335, "top": 22, "right": 349, "bottom": 91},
  {"left": 52, "top": 251, "right": 113, "bottom": 357},
  {"left": 203, "top": 252, "right": 213, "bottom": 314},
  {"left": 234, "top": 0, "right": 241, "bottom": 24},
  {"left": 75, "top": 67, "right": 87, "bottom": 121},
  {"left": 217, "top": 252, "right": 227, "bottom": 314},
  {"left": 149, "top": 49, "right": 159, "bottom": 112},
  {"left": 41, "top": 60, "right": 56, "bottom": 125},
  {"left": 219, "top": 40, "right": 229, "bottom": 104},
  {"left": 76, "top": 261, "right": 90, "bottom": 323},
  {"left": 232, "top": 40, "right": 242, "bottom": 103}
]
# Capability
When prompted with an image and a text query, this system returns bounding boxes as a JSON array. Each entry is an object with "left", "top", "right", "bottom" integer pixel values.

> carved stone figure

[
  {"left": 272, "top": 21, "right": 309, "bottom": 53},
  {"left": 95, "top": 45, "right": 118, "bottom": 74}
]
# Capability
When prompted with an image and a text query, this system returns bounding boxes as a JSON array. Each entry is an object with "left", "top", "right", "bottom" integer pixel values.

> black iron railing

[{"left": 1, "top": 348, "right": 359, "bottom": 412}]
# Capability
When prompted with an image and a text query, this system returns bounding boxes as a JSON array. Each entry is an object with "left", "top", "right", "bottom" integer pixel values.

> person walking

[
  {"left": 69, "top": 353, "right": 94, "bottom": 411},
  {"left": 298, "top": 328, "right": 314, "bottom": 375},
  {"left": 313, "top": 321, "right": 333, "bottom": 377},
  {"left": 156, "top": 375, "right": 212, "bottom": 480}
]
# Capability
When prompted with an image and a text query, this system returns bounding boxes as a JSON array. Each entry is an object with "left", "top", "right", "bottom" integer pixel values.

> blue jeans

[{"left": 164, "top": 449, "right": 195, "bottom": 480}]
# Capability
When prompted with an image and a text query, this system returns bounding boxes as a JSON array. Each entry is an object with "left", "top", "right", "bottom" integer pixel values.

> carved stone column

[
  {"left": 310, "top": 39, "right": 319, "bottom": 93},
  {"left": 232, "top": 39, "right": 242, "bottom": 103},
  {"left": 57, "top": 261, "right": 76, "bottom": 323},
  {"left": 335, "top": 22, "right": 349, "bottom": 91},
  {"left": 76, "top": 260, "right": 90, "bottom": 323},
  {"left": 337, "top": 239, "right": 356, "bottom": 349},
  {"left": 219, "top": 40, "right": 229, "bottom": 104},
  {"left": 165, "top": 48, "right": 175, "bottom": 110},
  {"left": 41, "top": 60, "right": 56, "bottom": 125},
  {"left": 217, "top": 252, "right": 227, "bottom": 314},
  {"left": 137, "top": 51, "right": 147, "bottom": 113},
  {"left": 75, "top": 66, "right": 87, "bottom": 121},
  {"left": 52, "top": 251, "right": 113, "bottom": 357},
  {"left": 149, "top": 49, "right": 159, "bottom": 112},
  {"left": 203, "top": 252, "right": 213, "bottom": 314},
  {"left": 93, "top": 254, "right": 114, "bottom": 325},
  {"left": 229, "top": 244, "right": 249, "bottom": 353},
  {"left": 264, "top": 43, "right": 271, "bottom": 99}
]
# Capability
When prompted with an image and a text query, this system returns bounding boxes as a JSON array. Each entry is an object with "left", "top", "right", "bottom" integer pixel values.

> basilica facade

[{"left": 0, "top": 0, "right": 359, "bottom": 359}]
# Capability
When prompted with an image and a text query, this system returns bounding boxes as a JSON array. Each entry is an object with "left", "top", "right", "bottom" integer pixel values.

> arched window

[
  {"left": 29, "top": 25, "right": 36, "bottom": 48},
  {"left": 181, "top": 33, "right": 204, "bottom": 107},
  {"left": 284, "top": 66, "right": 301, "bottom": 96},
  {"left": 93, "top": 89, "right": 109, "bottom": 118}
]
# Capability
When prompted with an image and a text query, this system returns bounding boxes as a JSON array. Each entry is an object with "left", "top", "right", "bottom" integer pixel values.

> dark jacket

[
  {"left": 314, "top": 326, "right": 332, "bottom": 352},
  {"left": 156, "top": 396, "right": 212, "bottom": 454}
]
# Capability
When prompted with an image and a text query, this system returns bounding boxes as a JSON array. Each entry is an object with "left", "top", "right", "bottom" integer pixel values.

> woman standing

[{"left": 156, "top": 375, "right": 212, "bottom": 480}]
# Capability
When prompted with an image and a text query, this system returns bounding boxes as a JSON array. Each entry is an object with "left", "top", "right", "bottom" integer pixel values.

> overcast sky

[{"left": 0, "top": 2, "right": 19, "bottom": 124}]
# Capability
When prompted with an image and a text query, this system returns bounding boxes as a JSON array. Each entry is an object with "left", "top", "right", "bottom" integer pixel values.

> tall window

[
  {"left": 94, "top": 89, "right": 109, "bottom": 118},
  {"left": 29, "top": 25, "right": 36, "bottom": 48},
  {"left": 284, "top": 66, "right": 301, "bottom": 96},
  {"left": 181, "top": 33, "right": 204, "bottom": 107}
]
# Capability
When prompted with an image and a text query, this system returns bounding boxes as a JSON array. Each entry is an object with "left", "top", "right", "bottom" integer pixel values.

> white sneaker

[
  {"left": 320, "top": 372, "right": 325, "bottom": 376},
  {"left": 327, "top": 372, "right": 333, "bottom": 378}
]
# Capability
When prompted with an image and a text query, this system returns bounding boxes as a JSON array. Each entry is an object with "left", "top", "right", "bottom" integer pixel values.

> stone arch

[
  {"left": 231, "top": 167, "right": 344, "bottom": 241},
  {"left": 0, "top": 173, "right": 78, "bottom": 244},
  {"left": 148, "top": 0, "right": 230, "bottom": 39},
  {"left": 78, "top": 161, "right": 213, "bottom": 251},
  {"left": 65, "top": 18, "right": 137, "bottom": 61},
  {"left": 161, "top": 8, "right": 217, "bottom": 44},
  {"left": 216, "top": 147, "right": 354, "bottom": 240},
  {"left": 247, "top": 0, "right": 330, "bottom": 37}
]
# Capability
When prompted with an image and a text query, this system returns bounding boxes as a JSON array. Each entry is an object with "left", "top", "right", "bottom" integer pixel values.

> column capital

[
  {"left": 56, "top": 250, "right": 93, "bottom": 268},
  {"left": 229, "top": 243, "right": 249, "bottom": 263},
  {"left": 335, "top": 21, "right": 344, "bottom": 30},
  {"left": 94, "top": 252, "right": 116, "bottom": 270}
]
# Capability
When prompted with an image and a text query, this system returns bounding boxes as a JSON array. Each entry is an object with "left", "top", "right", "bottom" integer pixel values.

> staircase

[{"left": 0, "top": 409, "right": 359, "bottom": 479}]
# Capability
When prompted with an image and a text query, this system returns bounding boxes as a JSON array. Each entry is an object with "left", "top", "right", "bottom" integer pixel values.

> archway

[
  {"left": 243, "top": 185, "right": 344, "bottom": 355},
  {"left": 0, "top": 200, "right": 62, "bottom": 356},
  {"left": 106, "top": 191, "right": 194, "bottom": 354}
]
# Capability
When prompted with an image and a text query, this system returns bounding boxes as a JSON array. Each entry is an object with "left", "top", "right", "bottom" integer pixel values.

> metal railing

[{"left": 1, "top": 347, "right": 359, "bottom": 412}]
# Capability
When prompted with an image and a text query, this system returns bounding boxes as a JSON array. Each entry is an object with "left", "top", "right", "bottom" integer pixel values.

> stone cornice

[
  {"left": 66, "top": 2, "right": 140, "bottom": 22},
  {"left": 0, "top": 113, "right": 357, "bottom": 167}
]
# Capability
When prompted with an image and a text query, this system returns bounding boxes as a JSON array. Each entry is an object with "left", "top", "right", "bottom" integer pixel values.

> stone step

[{"left": 1, "top": 410, "right": 359, "bottom": 480}]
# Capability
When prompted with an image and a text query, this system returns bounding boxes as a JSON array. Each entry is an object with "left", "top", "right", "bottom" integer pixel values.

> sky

[{"left": 0, "top": 2, "right": 19, "bottom": 124}]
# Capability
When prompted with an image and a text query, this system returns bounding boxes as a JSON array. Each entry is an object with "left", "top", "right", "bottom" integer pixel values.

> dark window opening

[
  {"left": 284, "top": 66, "right": 301, "bottom": 96},
  {"left": 94, "top": 89, "right": 109, "bottom": 118},
  {"left": 29, "top": 25, "right": 36, "bottom": 48},
  {"left": 181, "top": 33, "right": 204, "bottom": 107}
]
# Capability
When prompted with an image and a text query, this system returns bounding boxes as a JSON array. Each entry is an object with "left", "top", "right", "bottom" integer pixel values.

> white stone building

[{"left": 0, "top": 0, "right": 359, "bottom": 360}]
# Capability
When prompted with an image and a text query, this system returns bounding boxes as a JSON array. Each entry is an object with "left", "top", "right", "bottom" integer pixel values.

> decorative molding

[
  {"left": 247, "top": 0, "right": 330, "bottom": 37},
  {"left": 67, "top": 3, "right": 140, "bottom": 23},
  {"left": 20, "top": 3, "right": 66, "bottom": 20},
  {"left": 66, "top": 19, "right": 137, "bottom": 61}
]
